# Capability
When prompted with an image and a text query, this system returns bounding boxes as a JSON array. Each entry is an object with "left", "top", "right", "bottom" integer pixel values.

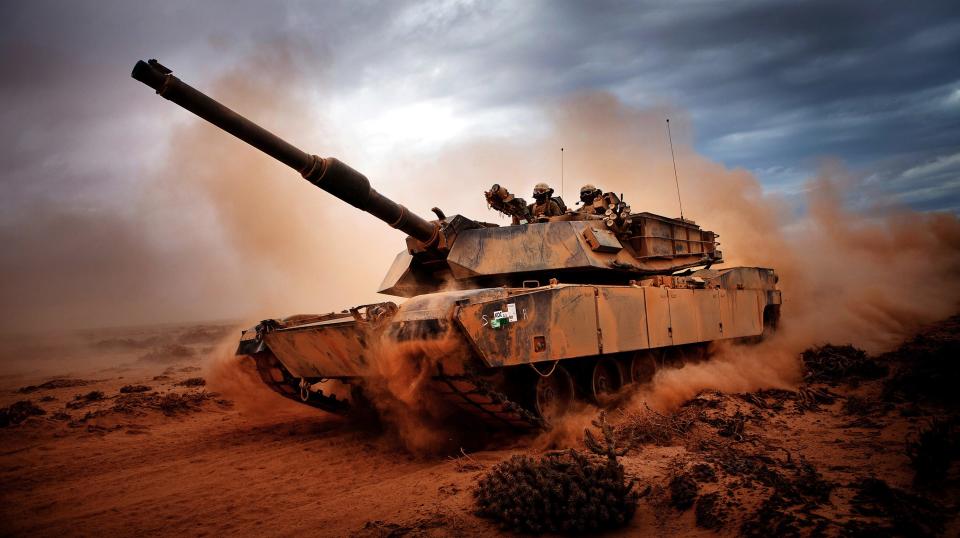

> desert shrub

[
  {"left": 841, "top": 395, "right": 875, "bottom": 415},
  {"left": 616, "top": 403, "right": 700, "bottom": 447},
  {"left": 66, "top": 390, "right": 105, "bottom": 409},
  {"left": 0, "top": 400, "right": 46, "bottom": 427},
  {"left": 113, "top": 391, "right": 214, "bottom": 415},
  {"left": 690, "top": 463, "right": 717, "bottom": 483},
  {"left": 695, "top": 492, "right": 724, "bottom": 530},
  {"left": 882, "top": 319, "right": 960, "bottom": 404},
  {"left": 175, "top": 377, "right": 206, "bottom": 387},
  {"left": 740, "top": 463, "right": 833, "bottom": 538},
  {"left": 740, "top": 493, "right": 802, "bottom": 537},
  {"left": 669, "top": 473, "right": 697, "bottom": 510},
  {"left": 18, "top": 378, "right": 90, "bottom": 393},
  {"left": 906, "top": 418, "right": 958, "bottom": 486},
  {"left": 801, "top": 345, "right": 887, "bottom": 384},
  {"left": 474, "top": 414, "right": 638, "bottom": 534},
  {"left": 850, "top": 478, "right": 946, "bottom": 537},
  {"left": 119, "top": 384, "right": 152, "bottom": 394}
]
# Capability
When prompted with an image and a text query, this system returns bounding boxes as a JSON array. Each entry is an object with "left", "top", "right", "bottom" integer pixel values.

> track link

[
  {"left": 250, "top": 352, "right": 352, "bottom": 415},
  {"left": 247, "top": 352, "right": 545, "bottom": 430},
  {"left": 433, "top": 366, "right": 545, "bottom": 430}
]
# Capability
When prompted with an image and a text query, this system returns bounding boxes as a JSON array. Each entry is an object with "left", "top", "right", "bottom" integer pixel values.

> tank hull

[{"left": 238, "top": 267, "right": 780, "bottom": 428}]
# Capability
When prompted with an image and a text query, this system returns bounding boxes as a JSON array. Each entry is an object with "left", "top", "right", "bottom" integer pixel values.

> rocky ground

[{"left": 0, "top": 318, "right": 958, "bottom": 536}]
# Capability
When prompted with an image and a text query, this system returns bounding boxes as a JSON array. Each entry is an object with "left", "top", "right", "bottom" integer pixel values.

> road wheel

[
  {"left": 533, "top": 364, "right": 575, "bottom": 423},
  {"left": 629, "top": 352, "right": 658, "bottom": 385},
  {"left": 588, "top": 358, "right": 624, "bottom": 402}
]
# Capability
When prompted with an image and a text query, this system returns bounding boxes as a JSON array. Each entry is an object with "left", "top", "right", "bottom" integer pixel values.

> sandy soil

[{"left": 1, "top": 321, "right": 957, "bottom": 537}]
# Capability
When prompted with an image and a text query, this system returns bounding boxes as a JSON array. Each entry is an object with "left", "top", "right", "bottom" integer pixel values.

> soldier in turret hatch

[
  {"left": 577, "top": 183, "right": 605, "bottom": 215},
  {"left": 529, "top": 182, "right": 564, "bottom": 219}
]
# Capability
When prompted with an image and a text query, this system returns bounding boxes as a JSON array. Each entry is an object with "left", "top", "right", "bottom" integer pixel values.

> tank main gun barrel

[{"left": 131, "top": 59, "right": 438, "bottom": 245}]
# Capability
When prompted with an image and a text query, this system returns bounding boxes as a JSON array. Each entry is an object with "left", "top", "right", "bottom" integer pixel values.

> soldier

[
  {"left": 577, "top": 183, "right": 604, "bottom": 214},
  {"left": 529, "top": 182, "right": 564, "bottom": 219}
]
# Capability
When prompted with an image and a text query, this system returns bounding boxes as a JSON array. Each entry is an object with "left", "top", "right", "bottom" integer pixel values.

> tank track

[
  {"left": 248, "top": 352, "right": 545, "bottom": 430},
  {"left": 250, "top": 352, "right": 352, "bottom": 415},
  {"left": 432, "top": 365, "right": 546, "bottom": 431}
]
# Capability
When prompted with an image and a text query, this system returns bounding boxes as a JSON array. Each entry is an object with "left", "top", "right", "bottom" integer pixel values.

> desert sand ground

[{"left": 1, "top": 319, "right": 957, "bottom": 537}]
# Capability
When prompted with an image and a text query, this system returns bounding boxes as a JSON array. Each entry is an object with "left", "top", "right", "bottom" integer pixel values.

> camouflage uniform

[
  {"left": 529, "top": 182, "right": 564, "bottom": 219},
  {"left": 530, "top": 199, "right": 563, "bottom": 218},
  {"left": 577, "top": 184, "right": 604, "bottom": 214}
]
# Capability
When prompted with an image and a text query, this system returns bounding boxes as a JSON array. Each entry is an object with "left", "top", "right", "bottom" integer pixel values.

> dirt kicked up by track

[{"left": 1, "top": 318, "right": 958, "bottom": 537}]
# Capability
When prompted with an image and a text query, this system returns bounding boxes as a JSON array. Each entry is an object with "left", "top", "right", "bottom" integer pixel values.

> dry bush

[
  {"left": 801, "top": 344, "right": 887, "bottom": 385},
  {"left": 847, "top": 478, "right": 946, "bottom": 537},
  {"left": 701, "top": 446, "right": 834, "bottom": 536},
  {"left": 18, "top": 378, "right": 91, "bottom": 393},
  {"left": 739, "top": 388, "right": 795, "bottom": 411},
  {"left": 906, "top": 418, "right": 958, "bottom": 487},
  {"left": 695, "top": 492, "right": 725, "bottom": 530},
  {"left": 119, "top": 384, "right": 152, "bottom": 394},
  {"left": 616, "top": 403, "right": 701, "bottom": 447},
  {"left": 474, "top": 413, "right": 638, "bottom": 534},
  {"left": 708, "top": 410, "right": 746, "bottom": 441},
  {"left": 669, "top": 473, "right": 698, "bottom": 510},
  {"left": 794, "top": 386, "right": 837, "bottom": 411},
  {"left": 66, "top": 390, "right": 105, "bottom": 409},
  {"left": 883, "top": 316, "right": 960, "bottom": 405},
  {"left": 841, "top": 395, "right": 875, "bottom": 416},
  {"left": 690, "top": 463, "right": 717, "bottom": 483},
  {"left": 175, "top": 377, "right": 206, "bottom": 387},
  {"left": 448, "top": 448, "right": 484, "bottom": 473},
  {"left": 739, "top": 462, "right": 834, "bottom": 537},
  {"left": 113, "top": 391, "right": 216, "bottom": 416},
  {"left": 0, "top": 400, "right": 46, "bottom": 427}
]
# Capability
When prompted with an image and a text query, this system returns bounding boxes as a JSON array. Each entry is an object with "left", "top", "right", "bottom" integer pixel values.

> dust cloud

[{"left": 359, "top": 330, "right": 465, "bottom": 453}]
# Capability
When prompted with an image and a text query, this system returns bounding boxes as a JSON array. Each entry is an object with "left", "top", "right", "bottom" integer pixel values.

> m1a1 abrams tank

[{"left": 132, "top": 59, "right": 781, "bottom": 428}]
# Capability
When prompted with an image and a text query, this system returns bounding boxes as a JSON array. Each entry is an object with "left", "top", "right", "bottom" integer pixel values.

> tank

[{"left": 132, "top": 59, "right": 781, "bottom": 428}]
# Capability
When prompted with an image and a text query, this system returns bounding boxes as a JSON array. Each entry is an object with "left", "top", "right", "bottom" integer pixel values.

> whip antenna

[
  {"left": 561, "top": 147, "right": 565, "bottom": 200},
  {"left": 666, "top": 118, "right": 685, "bottom": 221}
]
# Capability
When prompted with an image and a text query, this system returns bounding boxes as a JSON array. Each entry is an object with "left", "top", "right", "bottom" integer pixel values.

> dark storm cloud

[
  {"left": 4, "top": 1, "right": 957, "bottom": 202},
  {"left": 323, "top": 0, "right": 960, "bottom": 203}
]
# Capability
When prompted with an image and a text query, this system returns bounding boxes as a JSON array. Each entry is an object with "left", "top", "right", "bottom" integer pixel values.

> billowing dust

[
  {"left": 205, "top": 340, "right": 289, "bottom": 420},
  {"left": 359, "top": 331, "right": 466, "bottom": 453}
]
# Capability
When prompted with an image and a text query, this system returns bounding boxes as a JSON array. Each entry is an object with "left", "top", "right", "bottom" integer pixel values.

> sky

[{"left": 1, "top": 0, "right": 959, "bottom": 333}]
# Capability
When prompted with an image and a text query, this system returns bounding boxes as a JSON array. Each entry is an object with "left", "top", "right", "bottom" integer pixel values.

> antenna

[
  {"left": 561, "top": 147, "right": 565, "bottom": 200},
  {"left": 666, "top": 118, "right": 685, "bottom": 221}
]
